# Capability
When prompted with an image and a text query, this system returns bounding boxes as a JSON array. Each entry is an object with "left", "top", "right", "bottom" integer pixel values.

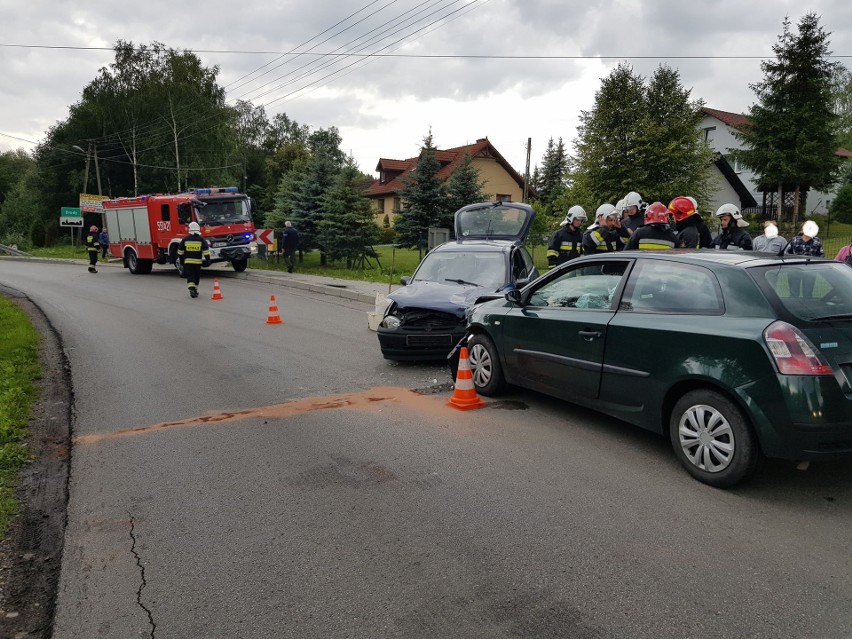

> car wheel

[
  {"left": 669, "top": 389, "right": 759, "bottom": 488},
  {"left": 467, "top": 334, "right": 506, "bottom": 396},
  {"left": 232, "top": 258, "right": 248, "bottom": 272}
]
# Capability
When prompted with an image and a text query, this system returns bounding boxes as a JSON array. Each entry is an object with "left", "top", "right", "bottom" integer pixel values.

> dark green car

[{"left": 459, "top": 251, "right": 852, "bottom": 487}]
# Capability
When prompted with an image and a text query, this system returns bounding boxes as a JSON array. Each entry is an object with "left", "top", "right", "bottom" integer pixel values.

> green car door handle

[{"left": 578, "top": 330, "right": 602, "bottom": 340}]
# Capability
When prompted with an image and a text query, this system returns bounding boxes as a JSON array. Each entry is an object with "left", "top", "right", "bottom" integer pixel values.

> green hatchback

[{"left": 459, "top": 251, "right": 852, "bottom": 487}]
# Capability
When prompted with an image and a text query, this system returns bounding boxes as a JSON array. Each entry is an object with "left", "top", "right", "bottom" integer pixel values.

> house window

[
  {"left": 377, "top": 198, "right": 385, "bottom": 214},
  {"left": 496, "top": 194, "right": 511, "bottom": 202},
  {"left": 703, "top": 126, "right": 716, "bottom": 144},
  {"left": 393, "top": 197, "right": 401, "bottom": 212}
]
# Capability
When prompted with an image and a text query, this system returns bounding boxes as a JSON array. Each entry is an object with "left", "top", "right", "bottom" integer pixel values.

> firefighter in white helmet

[
  {"left": 583, "top": 204, "right": 620, "bottom": 254},
  {"left": 621, "top": 191, "right": 646, "bottom": 236},
  {"left": 85, "top": 225, "right": 101, "bottom": 273},
  {"left": 711, "top": 203, "right": 752, "bottom": 250},
  {"left": 546, "top": 205, "right": 587, "bottom": 268},
  {"left": 177, "top": 221, "right": 211, "bottom": 298}
]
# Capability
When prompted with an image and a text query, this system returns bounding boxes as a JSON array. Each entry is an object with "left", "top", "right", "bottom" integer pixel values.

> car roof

[
  {"left": 432, "top": 240, "right": 516, "bottom": 253},
  {"left": 571, "top": 250, "right": 829, "bottom": 268}
]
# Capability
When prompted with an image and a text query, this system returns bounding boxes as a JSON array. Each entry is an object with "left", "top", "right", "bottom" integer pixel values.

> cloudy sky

[{"left": 1, "top": 0, "right": 850, "bottom": 180}]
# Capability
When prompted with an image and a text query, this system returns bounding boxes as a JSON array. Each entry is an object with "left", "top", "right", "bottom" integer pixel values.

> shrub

[
  {"left": 829, "top": 184, "right": 852, "bottom": 224},
  {"left": 29, "top": 218, "right": 46, "bottom": 247}
]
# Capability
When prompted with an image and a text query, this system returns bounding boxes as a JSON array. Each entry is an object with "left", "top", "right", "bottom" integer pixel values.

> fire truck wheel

[
  {"left": 232, "top": 259, "right": 248, "bottom": 273},
  {"left": 126, "top": 250, "right": 142, "bottom": 274}
]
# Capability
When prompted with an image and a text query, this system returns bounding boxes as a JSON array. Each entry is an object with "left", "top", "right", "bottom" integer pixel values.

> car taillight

[{"left": 764, "top": 321, "right": 833, "bottom": 376}]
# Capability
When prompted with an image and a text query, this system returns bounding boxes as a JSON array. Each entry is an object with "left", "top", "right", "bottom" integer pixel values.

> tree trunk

[{"left": 792, "top": 184, "right": 801, "bottom": 228}]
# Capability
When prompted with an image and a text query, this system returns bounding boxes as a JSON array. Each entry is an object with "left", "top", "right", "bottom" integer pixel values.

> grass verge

[{"left": 0, "top": 296, "right": 41, "bottom": 539}]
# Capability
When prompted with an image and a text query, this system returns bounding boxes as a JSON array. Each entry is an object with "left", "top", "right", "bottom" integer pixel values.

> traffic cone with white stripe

[
  {"left": 211, "top": 279, "right": 223, "bottom": 300},
  {"left": 447, "top": 347, "right": 485, "bottom": 411},
  {"left": 266, "top": 295, "right": 283, "bottom": 325}
]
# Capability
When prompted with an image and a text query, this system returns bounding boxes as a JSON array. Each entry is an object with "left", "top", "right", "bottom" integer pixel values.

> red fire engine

[{"left": 102, "top": 187, "right": 257, "bottom": 275}]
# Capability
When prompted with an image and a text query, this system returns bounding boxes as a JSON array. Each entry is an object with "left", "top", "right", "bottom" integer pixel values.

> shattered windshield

[
  {"left": 195, "top": 199, "right": 251, "bottom": 224},
  {"left": 414, "top": 250, "right": 506, "bottom": 289}
]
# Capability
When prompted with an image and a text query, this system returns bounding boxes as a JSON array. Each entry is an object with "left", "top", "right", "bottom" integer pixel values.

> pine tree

[
  {"left": 534, "top": 138, "right": 569, "bottom": 208},
  {"left": 289, "top": 147, "right": 340, "bottom": 262},
  {"left": 317, "top": 158, "right": 381, "bottom": 268},
  {"left": 444, "top": 153, "right": 490, "bottom": 225},
  {"left": 734, "top": 13, "right": 840, "bottom": 224},
  {"left": 573, "top": 63, "right": 648, "bottom": 203},
  {"left": 394, "top": 131, "right": 446, "bottom": 249}
]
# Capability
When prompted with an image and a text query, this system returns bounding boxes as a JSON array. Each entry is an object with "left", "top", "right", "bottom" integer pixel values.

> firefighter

[
  {"left": 177, "top": 222, "right": 211, "bottom": 298},
  {"left": 621, "top": 191, "right": 646, "bottom": 236},
  {"left": 669, "top": 196, "right": 712, "bottom": 249},
  {"left": 85, "top": 225, "right": 100, "bottom": 273},
  {"left": 711, "top": 204, "right": 753, "bottom": 250},
  {"left": 583, "top": 204, "right": 620, "bottom": 254},
  {"left": 624, "top": 202, "right": 677, "bottom": 250},
  {"left": 546, "top": 205, "right": 586, "bottom": 268}
]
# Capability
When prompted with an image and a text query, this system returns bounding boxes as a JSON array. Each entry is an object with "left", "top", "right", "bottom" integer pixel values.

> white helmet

[
  {"left": 714, "top": 203, "right": 749, "bottom": 228},
  {"left": 188, "top": 222, "right": 201, "bottom": 233},
  {"left": 596, "top": 203, "right": 617, "bottom": 219},
  {"left": 615, "top": 199, "right": 626, "bottom": 215},
  {"left": 624, "top": 191, "right": 643, "bottom": 209},
  {"left": 561, "top": 205, "right": 587, "bottom": 226}
]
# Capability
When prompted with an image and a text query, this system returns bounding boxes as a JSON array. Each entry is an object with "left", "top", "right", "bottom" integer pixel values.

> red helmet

[
  {"left": 644, "top": 201, "right": 670, "bottom": 225},
  {"left": 90, "top": 225, "right": 98, "bottom": 232},
  {"left": 668, "top": 196, "right": 696, "bottom": 222}
]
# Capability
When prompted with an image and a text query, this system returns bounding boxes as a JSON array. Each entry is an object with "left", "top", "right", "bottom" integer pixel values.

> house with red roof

[
  {"left": 700, "top": 107, "right": 850, "bottom": 218},
  {"left": 367, "top": 137, "right": 532, "bottom": 226}
]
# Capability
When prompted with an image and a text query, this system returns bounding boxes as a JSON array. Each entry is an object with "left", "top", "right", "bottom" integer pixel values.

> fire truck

[{"left": 103, "top": 187, "right": 258, "bottom": 275}]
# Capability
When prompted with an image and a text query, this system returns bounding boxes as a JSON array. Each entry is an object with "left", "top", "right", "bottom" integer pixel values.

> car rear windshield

[{"left": 753, "top": 262, "right": 852, "bottom": 321}]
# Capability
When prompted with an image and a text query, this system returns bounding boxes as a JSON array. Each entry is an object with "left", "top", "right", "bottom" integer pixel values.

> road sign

[
  {"left": 255, "top": 229, "right": 275, "bottom": 245},
  {"left": 60, "top": 207, "right": 83, "bottom": 227}
]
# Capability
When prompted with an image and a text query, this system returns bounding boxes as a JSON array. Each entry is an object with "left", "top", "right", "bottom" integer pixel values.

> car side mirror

[
  {"left": 400, "top": 276, "right": 410, "bottom": 286},
  {"left": 505, "top": 289, "right": 523, "bottom": 305}
]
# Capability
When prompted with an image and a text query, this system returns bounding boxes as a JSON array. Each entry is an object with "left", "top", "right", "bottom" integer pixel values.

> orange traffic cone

[
  {"left": 266, "top": 295, "right": 283, "bottom": 325},
  {"left": 447, "top": 347, "right": 485, "bottom": 410},
  {"left": 211, "top": 279, "right": 223, "bottom": 300}
]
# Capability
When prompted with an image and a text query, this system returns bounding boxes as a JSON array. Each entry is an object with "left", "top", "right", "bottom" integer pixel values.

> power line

[{"left": 3, "top": 42, "right": 850, "bottom": 59}]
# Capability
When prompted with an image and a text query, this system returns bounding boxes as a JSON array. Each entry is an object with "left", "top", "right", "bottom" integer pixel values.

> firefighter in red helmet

[
  {"left": 85, "top": 225, "right": 101, "bottom": 273},
  {"left": 624, "top": 202, "right": 677, "bottom": 250},
  {"left": 669, "top": 196, "right": 712, "bottom": 249}
]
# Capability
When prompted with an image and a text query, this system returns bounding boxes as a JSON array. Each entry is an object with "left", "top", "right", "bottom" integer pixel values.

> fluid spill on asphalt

[{"left": 74, "top": 386, "right": 455, "bottom": 445}]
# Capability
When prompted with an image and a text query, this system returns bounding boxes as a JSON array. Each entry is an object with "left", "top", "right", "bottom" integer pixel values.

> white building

[{"left": 699, "top": 107, "right": 851, "bottom": 218}]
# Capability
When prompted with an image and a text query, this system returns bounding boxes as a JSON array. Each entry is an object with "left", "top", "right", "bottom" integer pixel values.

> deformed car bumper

[{"left": 377, "top": 326, "right": 467, "bottom": 361}]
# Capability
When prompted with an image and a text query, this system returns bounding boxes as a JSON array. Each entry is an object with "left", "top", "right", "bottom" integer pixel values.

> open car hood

[
  {"left": 388, "top": 280, "right": 507, "bottom": 317},
  {"left": 454, "top": 201, "right": 535, "bottom": 242}
]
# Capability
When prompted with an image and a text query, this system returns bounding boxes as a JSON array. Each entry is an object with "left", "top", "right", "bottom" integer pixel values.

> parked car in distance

[
  {"left": 377, "top": 201, "right": 538, "bottom": 361},
  {"left": 456, "top": 250, "right": 852, "bottom": 487}
]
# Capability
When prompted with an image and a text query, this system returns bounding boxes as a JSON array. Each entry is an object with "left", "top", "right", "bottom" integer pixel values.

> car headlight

[{"left": 382, "top": 315, "right": 401, "bottom": 330}]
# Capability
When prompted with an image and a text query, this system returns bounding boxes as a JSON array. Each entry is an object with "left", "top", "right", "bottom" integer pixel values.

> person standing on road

[
  {"left": 669, "top": 196, "right": 712, "bottom": 249},
  {"left": 99, "top": 228, "right": 109, "bottom": 259},
  {"left": 752, "top": 221, "right": 787, "bottom": 253},
  {"left": 711, "top": 204, "right": 753, "bottom": 250},
  {"left": 282, "top": 221, "right": 299, "bottom": 273},
  {"left": 85, "top": 225, "right": 100, "bottom": 273},
  {"left": 786, "top": 220, "right": 824, "bottom": 298},
  {"left": 624, "top": 202, "right": 677, "bottom": 250},
  {"left": 177, "top": 222, "right": 211, "bottom": 298},
  {"left": 546, "top": 205, "right": 586, "bottom": 268}
]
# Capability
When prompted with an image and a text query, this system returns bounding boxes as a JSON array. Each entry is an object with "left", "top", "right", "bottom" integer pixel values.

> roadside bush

[
  {"left": 379, "top": 227, "right": 396, "bottom": 244},
  {"left": 29, "top": 219, "right": 46, "bottom": 247},
  {"left": 829, "top": 184, "right": 852, "bottom": 224},
  {"left": 0, "top": 232, "right": 28, "bottom": 251}
]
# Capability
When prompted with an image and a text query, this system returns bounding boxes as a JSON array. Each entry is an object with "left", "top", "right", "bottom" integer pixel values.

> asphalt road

[{"left": 1, "top": 259, "right": 851, "bottom": 639}]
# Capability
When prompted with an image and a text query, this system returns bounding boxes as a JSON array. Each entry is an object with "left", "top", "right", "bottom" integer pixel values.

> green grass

[
  {"left": 0, "top": 296, "right": 41, "bottom": 539},
  {"left": 29, "top": 245, "right": 89, "bottom": 260}
]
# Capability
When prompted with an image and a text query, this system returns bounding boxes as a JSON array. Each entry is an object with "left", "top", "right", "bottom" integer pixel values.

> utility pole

[
  {"left": 93, "top": 142, "right": 103, "bottom": 195},
  {"left": 523, "top": 138, "right": 532, "bottom": 203}
]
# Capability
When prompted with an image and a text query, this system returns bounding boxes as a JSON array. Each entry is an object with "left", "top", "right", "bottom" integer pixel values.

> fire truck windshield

[{"left": 195, "top": 199, "right": 251, "bottom": 225}]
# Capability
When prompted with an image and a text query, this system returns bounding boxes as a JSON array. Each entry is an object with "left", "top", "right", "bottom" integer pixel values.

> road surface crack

[{"left": 129, "top": 513, "right": 156, "bottom": 638}]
